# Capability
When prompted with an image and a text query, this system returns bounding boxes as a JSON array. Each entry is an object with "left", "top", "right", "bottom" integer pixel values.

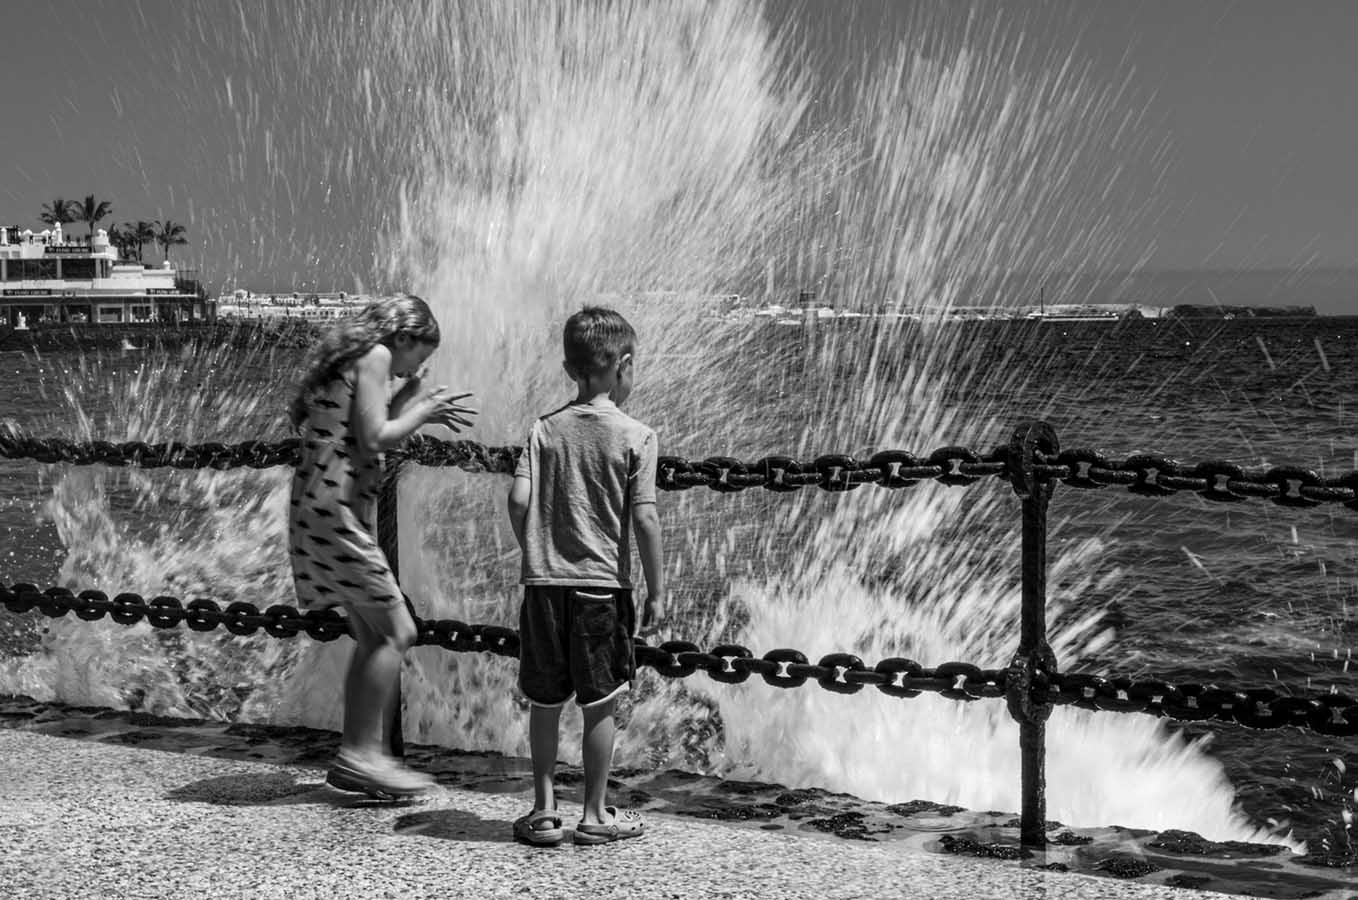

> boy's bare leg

[
  {"left": 342, "top": 603, "right": 416, "bottom": 760},
  {"left": 529, "top": 703, "right": 563, "bottom": 812},
  {"left": 580, "top": 697, "right": 617, "bottom": 824}
]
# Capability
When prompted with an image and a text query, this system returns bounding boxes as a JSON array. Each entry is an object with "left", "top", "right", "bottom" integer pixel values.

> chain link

[
  {"left": 4, "top": 426, "right": 1358, "bottom": 507},
  {"left": 1045, "top": 672, "right": 1356, "bottom": 736},
  {"left": 4, "top": 581, "right": 1352, "bottom": 735}
]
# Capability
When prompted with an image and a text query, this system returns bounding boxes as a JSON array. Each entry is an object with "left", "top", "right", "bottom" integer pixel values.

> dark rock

[
  {"left": 1002, "top": 817, "right": 1065, "bottom": 831},
  {"left": 887, "top": 799, "right": 966, "bottom": 817},
  {"left": 674, "top": 800, "right": 781, "bottom": 822},
  {"left": 774, "top": 789, "right": 824, "bottom": 807},
  {"left": 1148, "top": 828, "right": 1288, "bottom": 858},
  {"left": 937, "top": 835, "right": 1030, "bottom": 860},
  {"left": 1093, "top": 857, "right": 1161, "bottom": 878},
  {"left": 1165, "top": 875, "right": 1211, "bottom": 889},
  {"left": 804, "top": 812, "right": 876, "bottom": 840},
  {"left": 1049, "top": 830, "right": 1093, "bottom": 845}
]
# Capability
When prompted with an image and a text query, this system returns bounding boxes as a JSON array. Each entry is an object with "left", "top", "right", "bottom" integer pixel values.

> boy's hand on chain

[{"left": 638, "top": 590, "right": 665, "bottom": 640}]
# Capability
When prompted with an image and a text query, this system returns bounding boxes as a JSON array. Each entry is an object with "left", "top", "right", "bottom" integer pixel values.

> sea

[{"left": 0, "top": 294, "right": 1355, "bottom": 860}]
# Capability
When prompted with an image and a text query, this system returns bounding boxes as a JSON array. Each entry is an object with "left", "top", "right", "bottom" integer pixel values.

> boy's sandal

[
  {"left": 514, "top": 809, "right": 565, "bottom": 847},
  {"left": 573, "top": 807, "right": 646, "bottom": 846}
]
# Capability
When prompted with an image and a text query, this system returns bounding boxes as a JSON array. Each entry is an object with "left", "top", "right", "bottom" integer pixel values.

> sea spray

[
  {"left": 7, "top": 330, "right": 300, "bottom": 719},
  {"left": 0, "top": 0, "right": 1300, "bottom": 846},
  {"left": 362, "top": 0, "right": 1275, "bottom": 842}
]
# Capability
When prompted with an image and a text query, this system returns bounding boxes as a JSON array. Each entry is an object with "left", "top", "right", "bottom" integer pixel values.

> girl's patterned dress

[{"left": 289, "top": 373, "right": 402, "bottom": 611}]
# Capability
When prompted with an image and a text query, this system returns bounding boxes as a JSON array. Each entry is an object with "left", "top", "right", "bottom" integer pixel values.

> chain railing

[
  {"left": 3, "top": 420, "right": 1356, "bottom": 848},
  {"left": 7, "top": 425, "right": 1358, "bottom": 506}
]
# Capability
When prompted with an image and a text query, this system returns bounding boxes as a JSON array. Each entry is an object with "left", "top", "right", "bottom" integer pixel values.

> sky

[{"left": 1, "top": 0, "right": 1355, "bottom": 297}]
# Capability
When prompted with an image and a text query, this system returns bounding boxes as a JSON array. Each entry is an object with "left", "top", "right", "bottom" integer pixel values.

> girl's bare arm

[{"left": 352, "top": 345, "right": 453, "bottom": 453}]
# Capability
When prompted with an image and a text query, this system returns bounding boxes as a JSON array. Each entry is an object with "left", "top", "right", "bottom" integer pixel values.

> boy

[{"left": 507, "top": 305, "right": 665, "bottom": 847}]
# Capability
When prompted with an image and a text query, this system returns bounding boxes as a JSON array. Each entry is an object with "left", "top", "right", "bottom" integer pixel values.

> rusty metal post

[
  {"left": 377, "top": 459, "right": 405, "bottom": 759},
  {"left": 1005, "top": 421, "right": 1060, "bottom": 848}
]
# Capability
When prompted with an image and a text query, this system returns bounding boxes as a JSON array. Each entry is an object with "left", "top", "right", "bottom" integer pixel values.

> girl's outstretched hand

[{"left": 421, "top": 388, "right": 478, "bottom": 433}]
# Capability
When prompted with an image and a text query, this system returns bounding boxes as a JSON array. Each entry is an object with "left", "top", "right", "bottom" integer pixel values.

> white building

[
  {"left": 0, "top": 224, "right": 209, "bottom": 326},
  {"left": 215, "top": 289, "right": 370, "bottom": 321}
]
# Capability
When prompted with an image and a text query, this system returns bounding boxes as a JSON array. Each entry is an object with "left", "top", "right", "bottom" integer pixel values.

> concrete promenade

[{"left": 1, "top": 728, "right": 1246, "bottom": 900}]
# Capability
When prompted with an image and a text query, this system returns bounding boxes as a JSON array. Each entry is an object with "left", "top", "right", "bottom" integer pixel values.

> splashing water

[
  {"left": 3, "top": 1, "right": 1297, "bottom": 847},
  {"left": 6, "top": 330, "right": 300, "bottom": 716}
]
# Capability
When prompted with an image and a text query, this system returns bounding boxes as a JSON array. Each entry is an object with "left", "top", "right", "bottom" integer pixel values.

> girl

[{"left": 289, "top": 294, "right": 475, "bottom": 799}]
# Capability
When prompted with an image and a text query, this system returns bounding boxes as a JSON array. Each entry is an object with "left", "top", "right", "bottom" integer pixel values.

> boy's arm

[
  {"left": 507, "top": 475, "right": 531, "bottom": 550},
  {"left": 631, "top": 431, "right": 664, "bottom": 634},
  {"left": 632, "top": 501, "right": 664, "bottom": 632}
]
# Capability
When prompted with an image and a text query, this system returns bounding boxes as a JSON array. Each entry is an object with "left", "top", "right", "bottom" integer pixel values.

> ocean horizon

[{"left": 1026, "top": 266, "right": 1358, "bottom": 317}]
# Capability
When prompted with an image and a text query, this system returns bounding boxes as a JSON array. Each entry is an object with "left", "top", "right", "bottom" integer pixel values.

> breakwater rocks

[{"left": 2, "top": 695, "right": 1352, "bottom": 898}]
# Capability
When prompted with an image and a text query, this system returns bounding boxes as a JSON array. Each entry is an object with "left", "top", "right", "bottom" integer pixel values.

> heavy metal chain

[
  {"left": 4, "top": 427, "right": 1356, "bottom": 507},
  {"left": 0, "top": 581, "right": 1000, "bottom": 699},
  {"left": 4, "top": 581, "right": 1353, "bottom": 735},
  {"left": 1044, "top": 672, "right": 1358, "bottom": 737},
  {"left": 0, "top": 430, "right": 518, "bottom": 475}
]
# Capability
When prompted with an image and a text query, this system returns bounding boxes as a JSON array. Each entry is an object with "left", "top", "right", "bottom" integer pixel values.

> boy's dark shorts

[{"left": 518, "top": 585, "right": 636, "bottom": 708}]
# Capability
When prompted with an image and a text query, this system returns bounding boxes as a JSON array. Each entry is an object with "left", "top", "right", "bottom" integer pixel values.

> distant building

[
  {"left": 0, "top": 224, "right": 209, "bottom": 326},
  {"left": 595, "top": 291, "right": 745, "bottom": 316},
  {"left": 214, "top": 290, "right": 370, "bottom": 321}
]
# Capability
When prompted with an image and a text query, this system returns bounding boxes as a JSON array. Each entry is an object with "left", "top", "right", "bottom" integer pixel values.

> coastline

[
  {"left": 3, "top": 694, "right": 1353, "bottom": 899},
  {"left": 0, "top": 319, "right": 316, "bottom": 353},
  {"left": 3, "top": 310, "right": 1355, "bottom": 356}
]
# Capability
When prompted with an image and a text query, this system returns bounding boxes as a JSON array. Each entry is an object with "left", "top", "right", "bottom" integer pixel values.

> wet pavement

[{"left": 1, "top": 695, "right": 1354, "bottom": 900}]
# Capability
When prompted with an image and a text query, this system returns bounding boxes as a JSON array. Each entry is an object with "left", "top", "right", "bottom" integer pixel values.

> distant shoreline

[
  {"left": 3, "top": 310, "right": 1357, "bottom": 354},
  {"left": 0, "top": 319, "right": 317, "bottom": 352}
]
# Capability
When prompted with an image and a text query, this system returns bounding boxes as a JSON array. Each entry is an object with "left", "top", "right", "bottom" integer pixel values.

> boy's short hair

[{"left": 563, "top": 306, "right": 636, "bottom": 377}]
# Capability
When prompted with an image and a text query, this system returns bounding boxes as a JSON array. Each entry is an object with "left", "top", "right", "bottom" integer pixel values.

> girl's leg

[
  {"left": 528, "top": 702, "right": 563, "bottom": 812},
  {"left": 579, "top": 697, "right": 617, "bottom": 824},
  {"left": 341, "top": 601, "right": 417, "bottom": 760}
]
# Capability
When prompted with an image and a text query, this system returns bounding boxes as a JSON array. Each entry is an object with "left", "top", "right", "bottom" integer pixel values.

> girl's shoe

[
  {"left": 573, "top": 807, "right": 646, "bottom": 845},
  {"left": 326, "top": 751, "right": 436, "bottom": 800},
  {"left": 513, "top": 808, "right": 565, "bottom": 847}
]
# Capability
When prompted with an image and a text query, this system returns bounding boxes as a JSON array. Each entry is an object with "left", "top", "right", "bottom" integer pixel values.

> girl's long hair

[{"left": 289, "top": 295, "right": 440, "bottom": 427}]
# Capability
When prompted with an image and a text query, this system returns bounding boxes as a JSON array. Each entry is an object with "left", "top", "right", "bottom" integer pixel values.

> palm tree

[
  {"left": 106, "top": 224, "right": 131, "bottom": 260},
  {"left": 71, "top": 195, "right": 114, "bottom": 240},
  {"left": 39, "top": 197, "right": 76, "bottom": 226},
  {"left": 154, "top": 219, "right": 188, "bottom": 262},
  {"left": 116, "top": 222, "right": 137, "bottom": 259},
  {"left": 133, "top": 220, "right": 157, "bottom": 262}
]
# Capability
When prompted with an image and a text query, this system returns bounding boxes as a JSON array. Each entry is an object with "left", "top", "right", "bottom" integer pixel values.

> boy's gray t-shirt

[{"left": 515, "top": 398, "right": 658, "bottom": 589}]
